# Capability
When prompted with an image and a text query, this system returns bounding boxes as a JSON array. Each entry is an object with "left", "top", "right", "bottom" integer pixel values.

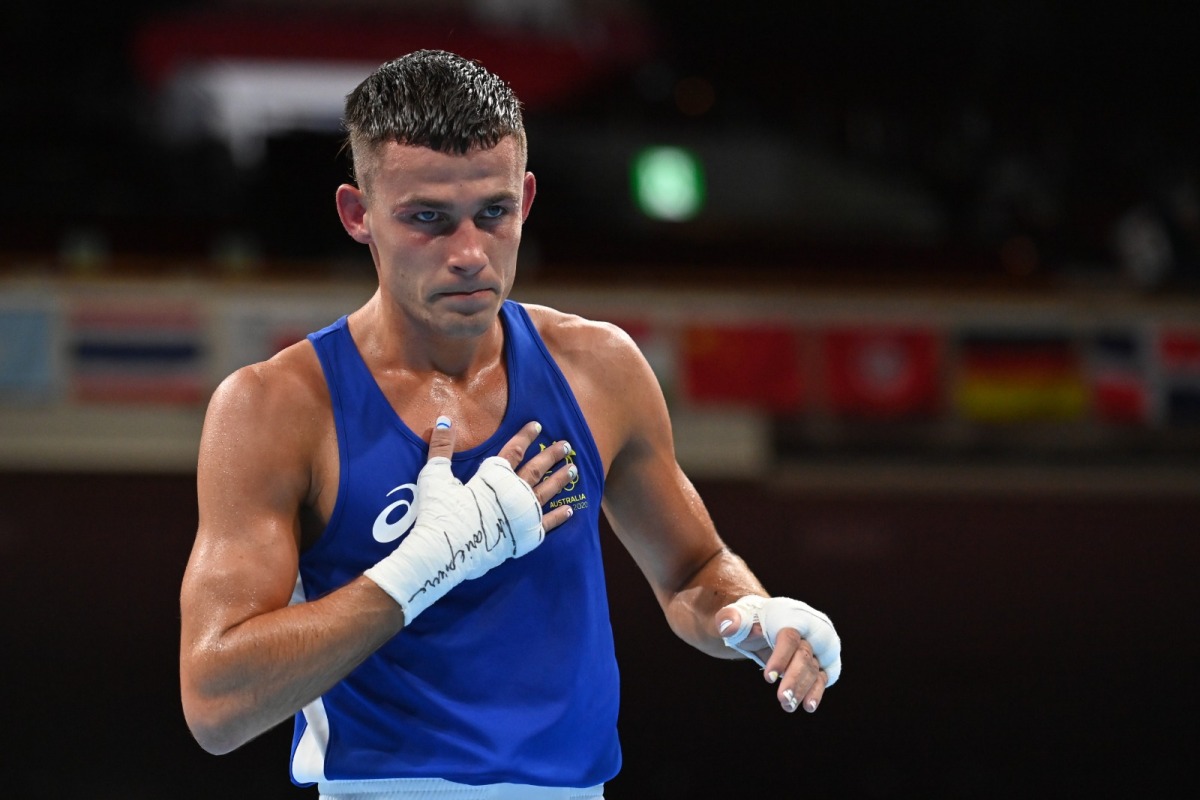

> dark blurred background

[
  {"left": 2, "top": 1, "right": 1198, "bottom": 798},
  {"left": 3, "top": 0, "right": 1199, "bottom": 287}
]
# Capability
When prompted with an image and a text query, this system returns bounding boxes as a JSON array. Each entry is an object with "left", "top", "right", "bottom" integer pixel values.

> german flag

[{"left": 954, "top": 330, "right": 1087, "bottom": 422}]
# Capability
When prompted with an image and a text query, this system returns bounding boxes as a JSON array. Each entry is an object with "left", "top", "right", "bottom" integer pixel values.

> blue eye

[
  {"left": 413, "top": 210, "right": 440, "bottom": 223},
  {"left": 480, "top": 205, "right": 505, "bottom": 219}
]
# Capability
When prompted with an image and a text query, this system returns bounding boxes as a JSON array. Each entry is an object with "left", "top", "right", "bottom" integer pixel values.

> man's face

[{"left": 356, "top": 136, "right": 535, "bottom": 340}]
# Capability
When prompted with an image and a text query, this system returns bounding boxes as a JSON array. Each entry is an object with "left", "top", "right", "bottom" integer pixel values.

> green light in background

[{"left": 631, "top": 146, "right": 705, "bottom": 221}]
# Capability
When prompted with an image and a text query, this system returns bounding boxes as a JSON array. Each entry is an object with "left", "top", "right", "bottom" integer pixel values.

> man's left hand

[{"left": 715, "top": 595, "right": 842, "bottom": 714}]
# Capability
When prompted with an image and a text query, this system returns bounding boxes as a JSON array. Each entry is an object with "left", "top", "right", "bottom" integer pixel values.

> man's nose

[{"left": 447, "top": 222, "right": 488, "bottom": 274}]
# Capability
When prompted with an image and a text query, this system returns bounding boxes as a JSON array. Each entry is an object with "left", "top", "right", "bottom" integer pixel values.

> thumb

[
  {"left": 427, "top": 415, "right": 457, "bottom": 462},
  {"left": 716, "top": 606, "right": 745, "bottom": 643}
]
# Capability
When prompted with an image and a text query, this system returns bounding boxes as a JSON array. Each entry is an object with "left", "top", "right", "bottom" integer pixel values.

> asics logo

[{"left": 372, "top": 483, "right": 419, "bottom": 543}]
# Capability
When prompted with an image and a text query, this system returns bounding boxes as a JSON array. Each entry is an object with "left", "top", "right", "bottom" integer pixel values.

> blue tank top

[{"left": 290, "top": 301, "right": 620, "bottom": 788}]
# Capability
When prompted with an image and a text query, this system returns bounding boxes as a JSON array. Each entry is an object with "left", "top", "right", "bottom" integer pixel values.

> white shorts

[{"left": 317, "top": 778, "right": 605, "bottom": 800}]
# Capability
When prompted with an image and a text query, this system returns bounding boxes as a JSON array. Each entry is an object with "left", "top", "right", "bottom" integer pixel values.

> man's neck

[{"left": 350, "top": 293, "right": 506, "bottom": 380}]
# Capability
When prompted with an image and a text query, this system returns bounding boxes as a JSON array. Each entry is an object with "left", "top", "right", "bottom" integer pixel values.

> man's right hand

[{"left": 364, "top": 417, "right": 577, "bottom": 624}]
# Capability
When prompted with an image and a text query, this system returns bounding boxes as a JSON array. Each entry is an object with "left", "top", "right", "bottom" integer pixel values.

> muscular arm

[
  {"left": 536, "top": 309, "right": 766, "bottom": 657},
  {"left": 606, "top": 455, "right": 768, "bottom": 659},
  {"left": 180, "top": 350, "right": 404, "bottom": 755},
  {"left": 540, "top": 307, "right": 835, "bottom": 713},
  {"left": 597, "top": 340, "right": 766, "bottom": 658}
]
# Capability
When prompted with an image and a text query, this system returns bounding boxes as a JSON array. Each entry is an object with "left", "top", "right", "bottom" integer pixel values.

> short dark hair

[{"left": 343, "top": 50, "right": 526, "bottom": 193}]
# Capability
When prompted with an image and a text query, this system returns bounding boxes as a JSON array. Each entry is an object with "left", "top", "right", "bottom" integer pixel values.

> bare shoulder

[
  {"left": 199, "top": 337, "right": 332, "bottom": 511},
  {"left": 523, "top": 303, "right": 646, "bottom": 377},
  {"left": 522, "top": 303, "right": 666, "bottom": 470},
  {"left": 204, "top": 338, "right": 328, "bottom": 440}
]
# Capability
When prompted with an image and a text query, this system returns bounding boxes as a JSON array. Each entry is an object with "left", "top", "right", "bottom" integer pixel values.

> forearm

[
  {"left": 663, "top": 546, "right": 767, "bottom": 659},
  {"left": 181, "top": 576, "right": 403, "bottom": 754}
]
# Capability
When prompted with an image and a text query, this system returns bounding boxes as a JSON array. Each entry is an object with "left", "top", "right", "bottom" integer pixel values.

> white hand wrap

[
  {"left": 364, "top": 455, "right": 544, "bottom": 624},
  {"left": 721, "top": 594, "right": 843, "bottom": 687}
]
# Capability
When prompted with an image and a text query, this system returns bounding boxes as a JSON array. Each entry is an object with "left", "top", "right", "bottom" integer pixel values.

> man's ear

[
  {"left": 335, "top": 184, "right": 372, "bottom": 244},
  {"left": 521, "top": 172, "right": 537, "bottom": 221}
]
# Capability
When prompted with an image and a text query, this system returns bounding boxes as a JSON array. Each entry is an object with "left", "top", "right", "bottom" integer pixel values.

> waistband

[{"left": 317, "top": 778, "right": 604, "bottom": 800}]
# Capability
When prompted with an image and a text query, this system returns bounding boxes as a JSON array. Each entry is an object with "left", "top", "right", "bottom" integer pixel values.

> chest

[
  {"left": 376, "top": 362, "right": 509, "bottom": 451},
  {"left": 304, "top": 345, "right": 605, "bottom": 560}
]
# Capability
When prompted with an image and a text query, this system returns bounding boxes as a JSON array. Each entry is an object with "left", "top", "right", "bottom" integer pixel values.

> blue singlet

[{"left": 290, "top": 301, "right": 621, "bottom": 788}]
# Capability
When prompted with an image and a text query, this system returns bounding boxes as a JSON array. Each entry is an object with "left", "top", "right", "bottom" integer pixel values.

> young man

[{"left": 179, "top": 50, "right": 841, "bottom": 799}]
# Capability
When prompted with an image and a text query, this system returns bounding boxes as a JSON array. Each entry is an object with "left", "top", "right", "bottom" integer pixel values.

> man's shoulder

[
  {"left": 518, "top": 302, "right": 653, "bottom": 395},
  {"left": 207, "top": 337, "right": 328, "bottom": 424},
  {"left": 520, "top": 302, "right": 637, "bottom": 357},
  {"left": 517, "top": 303, "right": 669, "bottom": 471}
]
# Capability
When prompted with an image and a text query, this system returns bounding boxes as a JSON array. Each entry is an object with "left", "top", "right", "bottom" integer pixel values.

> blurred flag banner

[
  {"left": 1158, "top": 326, "right": 1200, "bottom": 426},
  {"left": 69, "top": 302, "right": 207, "bottom": 405},
  {"left": 0, "top": 306, "right": 55, "bottom": 402},
  {"left": 217, "top": 300, "right": 337, "bottom": 380},
  {"left": 682, "top": 323, "right": 804, "bottom": 412},
  {"left": 821, "top": 325, "right": 942, "bottom": 419},
  {"left": 954, "top": 330, "right": 1087, "bottom": 422},
  {"left": 1087, "top": 328, "right": 1154, "bottom": 425}
]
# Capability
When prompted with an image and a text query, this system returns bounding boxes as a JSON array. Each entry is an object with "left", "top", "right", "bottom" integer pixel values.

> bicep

[
  {"left": 599, "top": 358, "right": 727, "bottom": 607},
  {"left": 182, "top": 369, "right": 312, "bottom": 646}
]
